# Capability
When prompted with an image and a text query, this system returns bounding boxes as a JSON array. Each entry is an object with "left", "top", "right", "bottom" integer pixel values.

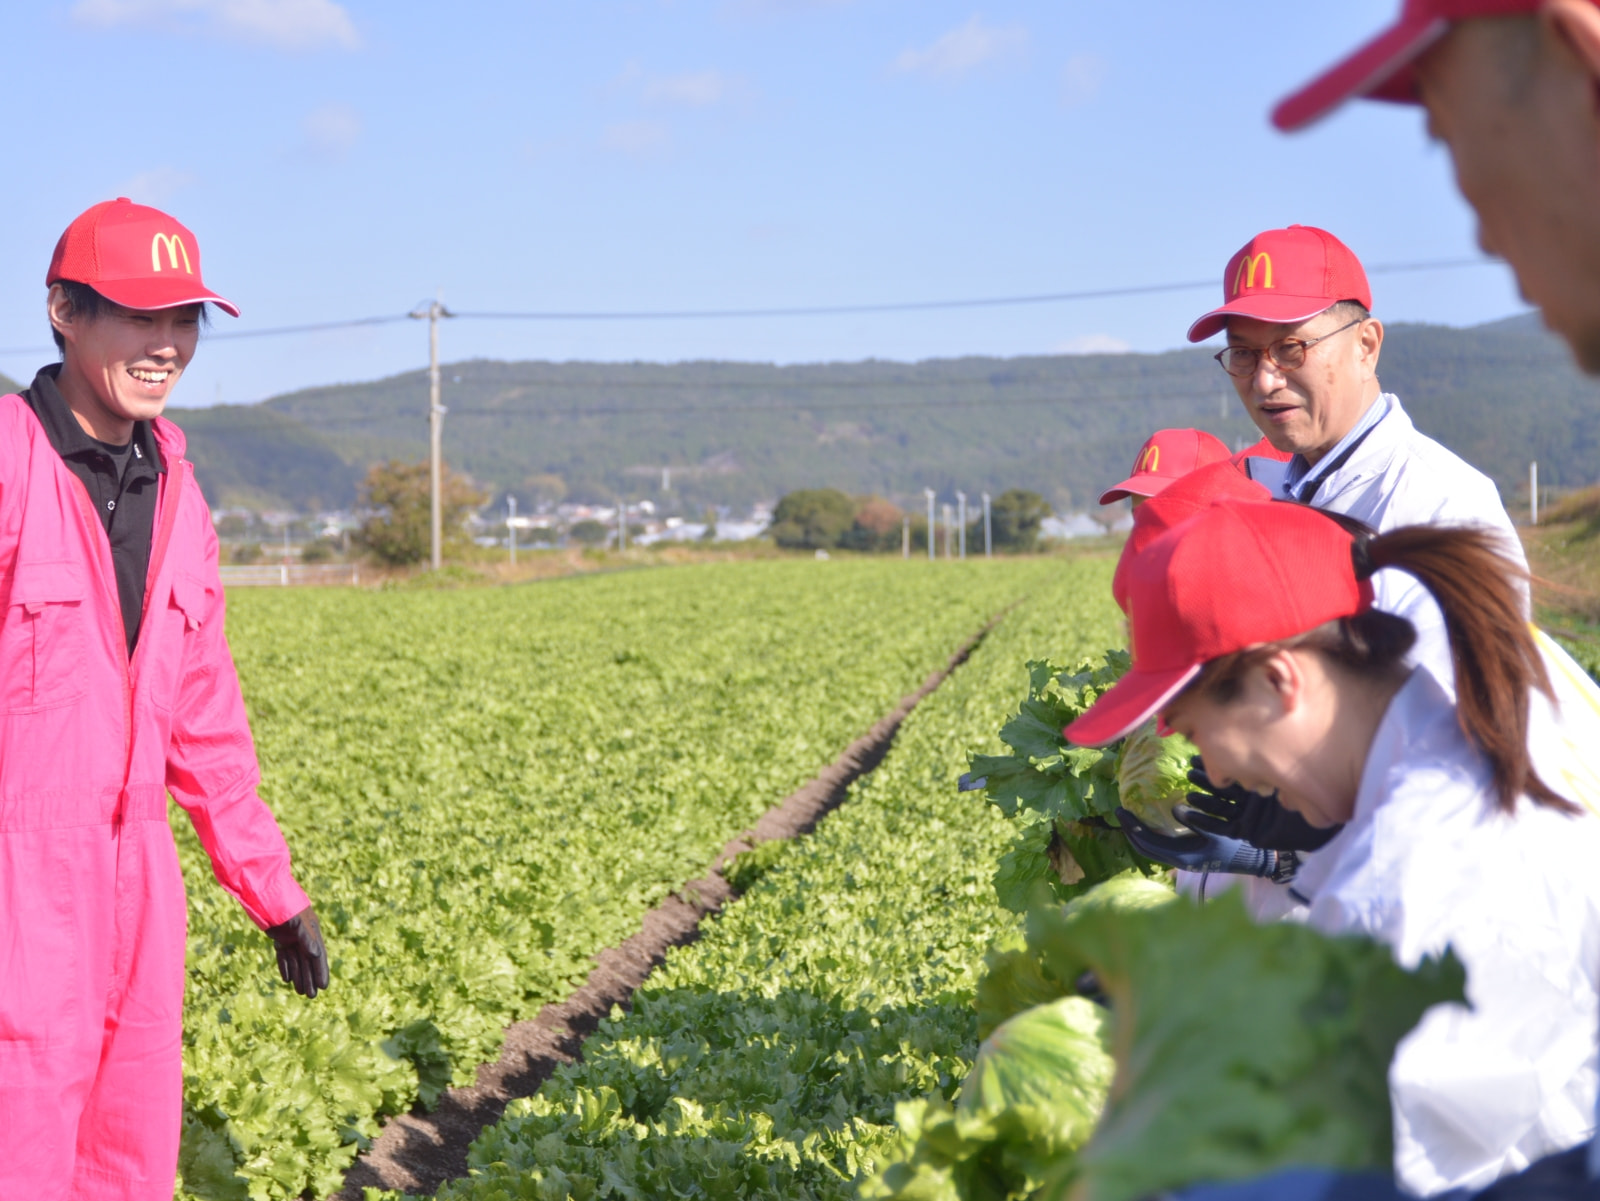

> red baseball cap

[
  {"left": 1110, "top": 458, "right": 1269, "bottom": 613},
  {"left": 1271, "top": 0, "right": 1543, "bottom": 132},
  {"left": 1098, "top": 428, "right": 1233, "bottom": 505},
  {"left": 1070, "top": 500, "right": 1372, "bottom": 747},
  {"left": 47, "top": 198, "right": 239, "bottom": 317},
  {"left": 1186, "top": 225, "right": 1372, "bottom": 343}
]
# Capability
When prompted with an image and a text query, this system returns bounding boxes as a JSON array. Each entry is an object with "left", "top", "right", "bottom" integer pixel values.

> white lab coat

[{"left": 1293, "top": 669, "right": 1600, "bottom": 1196}]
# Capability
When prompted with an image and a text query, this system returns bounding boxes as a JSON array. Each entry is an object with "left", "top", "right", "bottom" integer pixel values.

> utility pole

[
  {"left": 507, "top": 494, "right": 518, "bottom": 567},
  {"left": 617, "top": 498, "right": 627, "bottom": 551},
  {"left": 1531, "top": 461, "right": 1539, "bottom": 525},
  {"left": 956, "top": 491, "right": 967, "bottom": 559},
  {"left": 409, "top": 296, "right": 455, "bottom": 572},
  {"left": 982, "top": 492, "right": 992, "bottom": 558},
  {"left": 924, "top": 489, "right": 935, "bottom": 562},
  {"left": 901, "top": 514, "right": 910, "bottom": 559},
  {"left": 943, "top": 503, "right": 953, "bottom": 559}
]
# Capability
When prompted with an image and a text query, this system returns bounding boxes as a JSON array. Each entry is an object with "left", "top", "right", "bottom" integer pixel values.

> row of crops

[
  {"left": 390, "top": 558, "right": 1129, "bottom": 1200},
  {"left": 175, "top": 559, "right": 1065, "bottom": 1199}
]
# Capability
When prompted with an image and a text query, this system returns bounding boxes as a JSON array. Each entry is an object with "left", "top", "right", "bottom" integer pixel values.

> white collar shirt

[{"left": 1293, "top": 669, "right": 1600, "bottom": 1196}]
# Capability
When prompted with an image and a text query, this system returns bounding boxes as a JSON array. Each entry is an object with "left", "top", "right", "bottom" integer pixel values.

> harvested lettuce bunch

[
  {"left": 865, "top": 998, "right": 1113, "bottom": 1201},
  {"left": 879, "top": 878, "right": 1465, "bottom": 1201},
  {"left": 868, "top": 878, "right": 1167, "bottom": 1201},
  {"left": 1112, "top": 719, "right": 1198, "bottom": 837},
  {"left": 977, "top": 874, "right": 1175, "bottom": 1038},
  {"left": 1030, "top": 891, "right": 1466, "bottom": 1201},
  {"left": 967, "top": 654, "right": 1178, "bottom": 911}
]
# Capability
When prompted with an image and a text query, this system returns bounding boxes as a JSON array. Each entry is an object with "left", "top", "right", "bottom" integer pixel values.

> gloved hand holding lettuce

[
  {"left": 967, "top": 654, "right": 1206, "bottom": 910},
  {"left": 869, "top": 876, "right": 1466, "bottom": 1201}
]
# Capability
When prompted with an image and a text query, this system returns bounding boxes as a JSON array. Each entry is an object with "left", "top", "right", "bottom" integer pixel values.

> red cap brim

[
  {"left": 1098, "top": 476, "right": 1166, "bottom": 506},
  {"left": 1063, "top": 662, "right": 1201, "bottom": 748},
  {"left": 1270, "top": 14, "right": 1448, "bottom": 133},
  {"left": 1187, "top": 293, "right": 1342, "bottom": 343},
  {"left": 93, "top": 275, "right": 240, "bottom": 318}
]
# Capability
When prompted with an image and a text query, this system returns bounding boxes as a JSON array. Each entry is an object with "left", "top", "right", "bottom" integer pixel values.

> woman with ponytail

[{"left": 1067, "top": 499, "right": 1600, "bottom": 1197}]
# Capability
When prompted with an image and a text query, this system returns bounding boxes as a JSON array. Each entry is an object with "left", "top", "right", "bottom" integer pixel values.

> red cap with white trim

[
  {"left": 1187, "top": 225, "right": 1371, "bottom": 344},
  {"left": 1067, "top": 499, "right": 1373, "bottom": 747},
  {"left": 1271, "top": 0, "right": 1543, "bottom": 132},
  {"left": 1098, "top": 428, "right": 1232, "bottom": 505},
  {"left": 47, "top": 198, "right": 239, "bottom": 317}
]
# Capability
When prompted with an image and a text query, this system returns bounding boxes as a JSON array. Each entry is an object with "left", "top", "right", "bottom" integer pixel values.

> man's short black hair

[
  {"left": 1332, "top": 299, "right": 1371, "bottom": 323},
  {"left": 49, "top": 280, "right": 109, "bottom": 354},
  {"left": 48, "top": 280, "right": 210, "bottom": 356}
]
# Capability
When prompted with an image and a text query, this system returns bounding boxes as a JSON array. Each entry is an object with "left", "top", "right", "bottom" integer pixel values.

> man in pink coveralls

[{"left": 0, "top": 198, "right": 327, "bottom": 1199}]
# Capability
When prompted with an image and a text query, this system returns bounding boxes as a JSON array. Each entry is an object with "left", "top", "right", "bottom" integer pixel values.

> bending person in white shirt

[{"left": 1066, "top": 499, "right": 1600, "bottom": 1196}]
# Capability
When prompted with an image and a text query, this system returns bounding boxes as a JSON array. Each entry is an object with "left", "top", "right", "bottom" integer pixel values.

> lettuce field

[{"left": 173, "top": 558, "right": 1112, "bottom": 1199}]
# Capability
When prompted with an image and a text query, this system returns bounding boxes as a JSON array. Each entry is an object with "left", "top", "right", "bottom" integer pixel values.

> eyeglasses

[{"left": 1213, "top": 317, "right": 1363, "bottom": 378}]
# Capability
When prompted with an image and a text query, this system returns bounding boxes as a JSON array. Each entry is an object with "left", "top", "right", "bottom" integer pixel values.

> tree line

[{"left": 768, "top": 488, "right": 1052, "bottom": 553}]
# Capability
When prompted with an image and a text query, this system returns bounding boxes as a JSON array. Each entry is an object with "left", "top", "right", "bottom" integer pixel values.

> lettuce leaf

[{"left": 1112, "top": 719, "right": 1198, "bottom": 837}]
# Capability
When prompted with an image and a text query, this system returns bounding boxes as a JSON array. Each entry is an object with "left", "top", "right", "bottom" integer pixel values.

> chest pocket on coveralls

[
  {"left": 0, "top": 559, "right": 88, "bottom": 714},
  {"left": 151, "top": 572, "right": 211, "bottom": 713}
]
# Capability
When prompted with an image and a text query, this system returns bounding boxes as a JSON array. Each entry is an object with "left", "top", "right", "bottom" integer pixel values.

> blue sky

[{"left": 0, "top": 0, "right": 1528, "bottom": 407}]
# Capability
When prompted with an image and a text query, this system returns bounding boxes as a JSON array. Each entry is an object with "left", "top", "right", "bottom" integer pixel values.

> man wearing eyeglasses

[{"left": 1188, "top": 223, "right": 1521, "bottom": 690}]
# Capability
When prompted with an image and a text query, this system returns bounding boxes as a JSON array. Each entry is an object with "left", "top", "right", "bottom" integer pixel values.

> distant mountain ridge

[{"left": 90, "top": 315, "right": 1600, "bottom": 513}]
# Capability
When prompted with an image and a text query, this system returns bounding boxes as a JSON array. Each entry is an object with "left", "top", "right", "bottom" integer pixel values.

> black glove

[
  {"left": 1116, "top": 807, "right": 1296, "bottom": 882},
  {"left": 1176, "top": 756, "right": 1340, "bottom": 852},
  {"left": 266, "top": 906, "right": 329, "bottom": 999}
]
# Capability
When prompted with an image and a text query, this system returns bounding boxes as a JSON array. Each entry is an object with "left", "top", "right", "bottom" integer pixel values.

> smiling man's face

[
  {"left": 1225, "top": 307, "right": 1383, "bottom": 463},
  {"left": 49, "top": 287, "right": 200, "bottom": 441}
]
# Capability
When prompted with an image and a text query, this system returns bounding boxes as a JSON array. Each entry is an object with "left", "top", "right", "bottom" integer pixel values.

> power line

[
  {"left": 0, "top": 255, "right": 1499, "bottom": 356},
  {"left": 210, "top": 315, "right": 412, "bottom": 341},
  {"left": 451, "top": 258, "right": 1492, "bottom": 322}
]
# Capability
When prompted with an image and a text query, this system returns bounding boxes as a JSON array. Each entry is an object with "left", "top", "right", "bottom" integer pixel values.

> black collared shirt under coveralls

[{"left": 20, "top": 364, "right": 164, "bottom": 655}]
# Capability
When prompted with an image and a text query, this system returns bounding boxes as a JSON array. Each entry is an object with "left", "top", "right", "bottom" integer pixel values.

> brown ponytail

[{"left": 1362, "top": 525, "right": 1574, "bottom": 815}]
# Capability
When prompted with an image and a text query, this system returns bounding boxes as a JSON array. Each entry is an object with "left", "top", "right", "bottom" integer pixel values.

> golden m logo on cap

[
  {"left": 1232, "top": 251, "right": 1273, "bottom": 296},
  {"left": 1139, "top": 445, "right": 1161, "bottom": 473},
  {"left": 150, "top": 233, "right": 192, "bottom": 274}
]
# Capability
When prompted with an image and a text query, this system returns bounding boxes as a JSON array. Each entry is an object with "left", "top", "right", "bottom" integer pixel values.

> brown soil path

[{"left": 333, "top": 617, "right": 998, "bottom": 1199}]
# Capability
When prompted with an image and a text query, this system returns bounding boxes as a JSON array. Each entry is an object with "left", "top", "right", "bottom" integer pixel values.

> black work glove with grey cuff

[
  {"left": 1175, "top": 757, "right": 1341, "bottom": 853},
  {"left": 1115, "top": 807, "right": 1300, "bottom": 884}
]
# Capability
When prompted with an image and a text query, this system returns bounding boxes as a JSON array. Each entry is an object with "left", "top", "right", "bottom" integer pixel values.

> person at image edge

[{"left": 0, "top": 198, "right": 326, "bottom": 1200}]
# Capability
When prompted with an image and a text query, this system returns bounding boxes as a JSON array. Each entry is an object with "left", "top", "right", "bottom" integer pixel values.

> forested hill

[{"left": 162, "top": 312, "right": 1600, "bottom": 512}]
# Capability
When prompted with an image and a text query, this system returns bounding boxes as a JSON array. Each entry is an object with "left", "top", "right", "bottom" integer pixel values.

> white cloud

[
  {"left": 610, "top": 62, "right": 750, "bottom": 108},
  {"left": 644, "top": 70, "right": 734, "bottom": 108},
  {"left": 1055, "top": 333, "right": 1131, "bottom": 355},
  {"left": 892, "top": 15, "right": 1028, "bottom": 80},
  {"left": 302, "top": 102, "right": 362, "bottom": 160},
  {"left": 71, "top": 0, "right": 360, "bottom": 52},
  {"left": 603, "top": 120, "right": 673, "bottom": 159},
  {"left": 1061, "top": 53, "right": 1107, "bottom": 107},
  {"left": 115, "top": 166, "right": 196, "bottom": 204}
]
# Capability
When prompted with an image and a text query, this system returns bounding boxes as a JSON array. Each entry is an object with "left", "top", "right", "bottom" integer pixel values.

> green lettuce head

[{"left": 1111, "top": 719, "right": 1197, "bottom": 837}]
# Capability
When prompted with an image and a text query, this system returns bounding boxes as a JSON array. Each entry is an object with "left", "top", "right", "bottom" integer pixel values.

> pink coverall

[{"left": 0, "top": 392, "right": 311, "bottom": 1199}]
